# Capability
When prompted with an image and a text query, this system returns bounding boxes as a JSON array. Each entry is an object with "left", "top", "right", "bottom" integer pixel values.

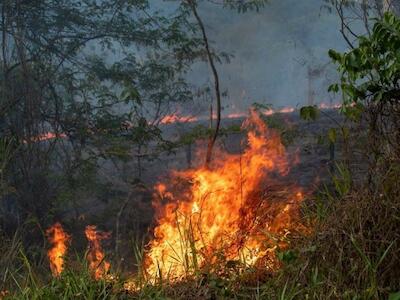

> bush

[{"left": 261, "top": 163, "right": 400, "bottom": 299}]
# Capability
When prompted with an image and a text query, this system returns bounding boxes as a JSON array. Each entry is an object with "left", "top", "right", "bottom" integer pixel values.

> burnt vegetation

[{"left": 0, "top": 0, "right": 400, "bottom": 299}]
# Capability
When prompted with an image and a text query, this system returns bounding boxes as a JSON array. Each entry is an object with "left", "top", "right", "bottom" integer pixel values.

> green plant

[
  {"left": 0, "top": 138, "right": 15, "bottom": 197},
  {"left": 331, "top": 163, "right": 352, "bottom": 197},
  {"left": 350, "top": 236, "right": 394, "bottom": 299},
  {"left": 328, "top": 12, "right": 400, "bottom": 171}
]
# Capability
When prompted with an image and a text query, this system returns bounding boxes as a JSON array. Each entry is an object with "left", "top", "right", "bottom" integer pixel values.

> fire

[
  {"left": 160, "top": 113, "right": 198, "bottom": 124},
  {"left": 46, "top": 223, "right": 70, "bottom": 277},
  {"left": 277, "top": 106, "right": 295, "bottom": 114},
  {"left": 227, "top": 106, "right": 296, "bottom": 119},
  {"left": 226, "top": 112, "right": 247, "bottom": 119},
  {"left": 23, "top": 132, "right": 67, "bottom": 144},
  {"left": 160, "top": 105, "right": 298, "bottom": 124},
  {"left": 261, "top": 106, "right": 295, "bottom": 116},
  {"left": 85, "top": 225, "right": 111, "bottom": 280},
  {"left": 144, "top": 110, "right": 304, "bottom": 281},
  {"left": 318, "top": 102, "right": 342, "bottom": 109}
]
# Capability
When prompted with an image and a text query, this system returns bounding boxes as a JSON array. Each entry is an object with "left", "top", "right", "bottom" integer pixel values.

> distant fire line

[
  {"left": 160, "top": 102, "right": 341, "bottom": 124},
  {"left": 27, "top": 103, "right": 341, "bottom": 142}
]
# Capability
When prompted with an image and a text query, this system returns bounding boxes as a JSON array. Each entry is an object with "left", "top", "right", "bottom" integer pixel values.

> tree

[
  {"left": 0, "top": 0, "right": 270, "bottom": 232},
  {"left": 328, "top": 12, "right": 400, "bottom": 179},
  {"left": 0, "top": 0, "right": 203, "bottom": 226},
  {"left": 184, "top": 0, "right": 268, "bottom": 167},
  {"left": 324, "top": 0, "right": 400, "bottom": 49}
]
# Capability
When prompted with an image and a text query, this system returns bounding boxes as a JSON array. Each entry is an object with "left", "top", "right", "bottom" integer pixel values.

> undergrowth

[{"left": 1, "top": 161, "right": 399, "bottom": 299}]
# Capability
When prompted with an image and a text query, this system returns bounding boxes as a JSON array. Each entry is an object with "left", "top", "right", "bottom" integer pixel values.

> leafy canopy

[{"left": 328, "top": 12, "right": 400, "bottom": 113}]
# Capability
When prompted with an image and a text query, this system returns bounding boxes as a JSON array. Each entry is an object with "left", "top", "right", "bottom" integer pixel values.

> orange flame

[
  {"left": 227, "top": 106, "right": 296, "bottom": 119},
  {"left": 85, "top": 225, "right": 111, "bottom": 280},
  {"left": 318, "top": 102, "right": 342, "bottom": 109},
  {"left": 160, "top": 113, "right": 198, "bottom": 124},
  {"left": 144, "top": 110, "right": 304, "bottom": 281},
  {"left": 46, "top": 222, "right": 70, "bottom": 277},
  {"left": 23, "top": 132, "right": 67, "bottom": 144}
]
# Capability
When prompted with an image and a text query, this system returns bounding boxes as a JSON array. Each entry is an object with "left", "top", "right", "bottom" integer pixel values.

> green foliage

[
  {"left": 331, "top": 163, "right": 352, "bottom": 197},
  {"left": 277, "top": 249, "right": 298, "bottom": 264},
  {"left": 328, "top": 11, "right": 400, "bottom": 177},
  {"left": 177, "top": 123, "right": 242, "bottom": 147},
  {"left": 328, "top": 12, "right": 400, "bottom": 110},
  {"left": 390, "top": 291, "right": 400, "bottom": 300},
  {"left": 178, "top": 125, "right": 213, "bottom": 146},
  {"left": 350, "top": 237, "right": 394, "bottom": 299},
  {"left": 300, "top": 105, "right": 320, "bottom": 121},
  {"left": 120, "top": 84, "right": 141, "bottom": 105},
  {"left": 6, "top": 259, "right": 122, "bottom": 300},
  {"left": 0, "top": 0, "right": 207, "bottom": 222},
  {"left": 0, "top": 138, "right": 15, "bottom": 197},
  {"left": 327, "top": 127, "right": 336, "bottom": 144}
]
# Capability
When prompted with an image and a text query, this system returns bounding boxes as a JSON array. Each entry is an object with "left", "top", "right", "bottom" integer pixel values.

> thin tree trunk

[{"left": 188, "top": 0, "right": 221, "bottom": 168}]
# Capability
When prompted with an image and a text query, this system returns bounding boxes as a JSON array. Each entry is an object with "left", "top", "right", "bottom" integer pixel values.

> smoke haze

[{"left": 187, "top": 0, "right": 357, "bottom": 113}]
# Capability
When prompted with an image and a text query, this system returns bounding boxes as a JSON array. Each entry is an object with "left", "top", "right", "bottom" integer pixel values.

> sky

[
  {"left": 185, "top": 0, "right": 353, "bottom": 113},
  {"left": 91, "top": 0, "right": 358, "bottom": 116}
]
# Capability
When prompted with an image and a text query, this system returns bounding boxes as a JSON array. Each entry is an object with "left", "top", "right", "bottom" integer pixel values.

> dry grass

[{"left": 261, "top": 163, "right": 400, "bottom": 300}]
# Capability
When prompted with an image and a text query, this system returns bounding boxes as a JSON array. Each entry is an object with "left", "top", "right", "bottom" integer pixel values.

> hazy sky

[
  {"left": 93, "top": 0, "right": 357, "bottom": 115},
  {"left": 187, "top": 0, "right": 353, "bottom": 113}
]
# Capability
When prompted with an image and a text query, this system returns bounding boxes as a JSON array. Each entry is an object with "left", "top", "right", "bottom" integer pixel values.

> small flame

[
  {"left": 23, "top": 132, "right": 66, "bottom": 144},
  {"left": 46, "top": 223, "right": 70, "bottom": 277},
  {"left": 261, "top": 106, "right": 295, "bottom": 116},
  {"left": 277, "top": 106, "right": 295, "bottom": 114},
  {"left": 227, "top": 106, "right": 296, "bottom": 119},
  {"left": 318, "top": 102, "right": 342, "bottom": 109},
  {"left": 85, "top": 225, "right": 111, "bottom": 280},
  {"left": 160, "top": 113, "right": 198, "bottom": 124},
  {"left": 226, "top": 112, "right": 247, "bottom": 119}
]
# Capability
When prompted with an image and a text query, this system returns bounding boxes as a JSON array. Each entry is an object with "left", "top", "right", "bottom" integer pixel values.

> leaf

[
  {"left": 277, "top": 250, "right": 298, "bottom": 264},
  {"left": 341, "top": 126, "right": 350, "bottom": 140},
  {"left": 374, "top": 91, "right": 383, "bottom": 102},
  {"left": 328, "top": 49, "right": 342, "bottom": 61},
  {"left": 300, "top": 106, "right": 320, "bottom": 121},
  {"left": 328, "top": 128, "right": 337, "bottom": 144},
  {"left": 328, "top": 83, "right": 339, "bottom": 93},
  {"left": 120, "top": 85, "right": 141, "bottom": 104},
  {"left": 389, "top": 291, "right": 400, "bottom": 300}
]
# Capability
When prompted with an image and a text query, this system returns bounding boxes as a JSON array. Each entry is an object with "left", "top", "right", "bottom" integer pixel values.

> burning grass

[
  {"left": 1, "top": 111, "right": 311, "bottom": 299},
  {"left": 46, "top": 223, "right": 70, "bottom": 277},
  {"left": 85, "top": 225, "right": 112, "bottom": 280},
  {"left": 140, "top": 110, "right": 306, "bottom": 284}
]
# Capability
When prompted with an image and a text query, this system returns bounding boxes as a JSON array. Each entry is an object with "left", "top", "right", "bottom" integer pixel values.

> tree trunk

[{"left": 188, "top": 0, "right": 222, "bottom": 168}]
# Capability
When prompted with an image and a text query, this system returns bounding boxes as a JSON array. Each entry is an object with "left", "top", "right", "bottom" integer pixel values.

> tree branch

[{"left": 187, "top": 0, "right": 222, "bottom": 167}]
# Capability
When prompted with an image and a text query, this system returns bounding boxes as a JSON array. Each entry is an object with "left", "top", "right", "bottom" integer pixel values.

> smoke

[
  {"left": 86, "top": 0, "right": 364, "bottom": 116},
  {"left": 186, "top": 0, "right": 361, "bottom": 113}
]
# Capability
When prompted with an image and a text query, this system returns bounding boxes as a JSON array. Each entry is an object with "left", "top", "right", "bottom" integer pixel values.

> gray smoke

[{"left": 186, "top": 0, "right": 362, "bottom": 113}]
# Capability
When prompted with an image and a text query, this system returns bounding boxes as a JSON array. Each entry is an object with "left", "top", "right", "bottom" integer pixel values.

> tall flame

[
  {"left": 144, "top": 110, "right": 304, "bottom": 281},
  {"left": 46, "top": 222, "right": 70, "bottom": 277},
  {"left": 85, "top": 225, "right": 111, "bottom": 280}
]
